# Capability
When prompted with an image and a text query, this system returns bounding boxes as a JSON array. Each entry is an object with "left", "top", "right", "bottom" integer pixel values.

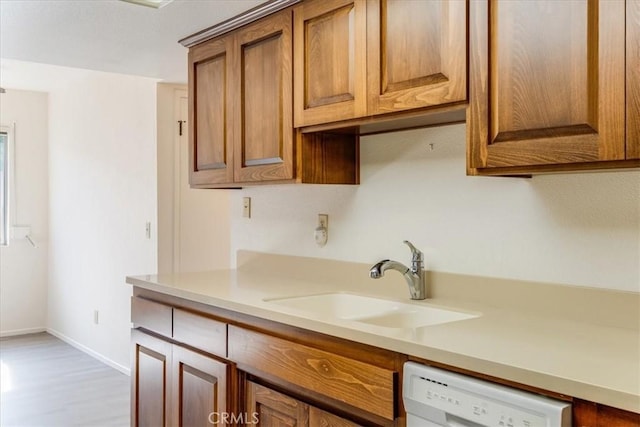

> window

[{"left": 0, "top": 131, "right": 8, "bottom": 245}]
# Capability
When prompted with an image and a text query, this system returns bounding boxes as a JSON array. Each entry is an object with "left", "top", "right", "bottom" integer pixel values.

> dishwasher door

[{"left": 403, "top": 362, "right": 572, "bottom": 427}]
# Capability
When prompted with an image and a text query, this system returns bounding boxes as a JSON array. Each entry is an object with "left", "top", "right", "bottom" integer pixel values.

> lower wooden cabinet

[
  {"left": 131, "top": 330, "right": 229, "bottom": 427},
  {"left": 172, "top": 345, "right": 228, "bottom": 427},
  {"left": 131, "top": 290, "right": 640, "bottom": 427},
  {"left": 132, "top": 330, "right": 171, "bottom": 427},
  {"left": 573, "top": 399, "right": 640, "bottom": 427},
  {"left": 246, "top": 381, "right": 360, "bottom": 427}
]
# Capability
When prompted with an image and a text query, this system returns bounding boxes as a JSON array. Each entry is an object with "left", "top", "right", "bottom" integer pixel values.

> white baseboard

[
  {"left": 47, "top": 328, "right": 131, "bottom": 376},
  {"left": 0, "top": 327, "right": 46, "bottom": 337}
]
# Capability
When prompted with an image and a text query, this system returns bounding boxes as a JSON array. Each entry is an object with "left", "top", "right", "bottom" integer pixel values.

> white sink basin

[{"left": 265, "top": 292, "right": 479, "bottom": 329}]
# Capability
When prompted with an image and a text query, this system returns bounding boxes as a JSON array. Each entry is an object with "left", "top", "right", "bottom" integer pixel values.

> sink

[{"left": 265, "top": 292, "right": 479, "bottom": 329}]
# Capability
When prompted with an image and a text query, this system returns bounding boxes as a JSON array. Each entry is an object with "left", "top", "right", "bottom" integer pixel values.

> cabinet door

[
  {"left": 309, "top": 406, "right": 360, "bottom": 427},
  {"left": 131, "top": 330, "right": 171, "bottom": 427},
  {"left": 246, "top": 381, "right": 309, "bottom": 426},
  {"left": 293, "top": 0, "right": 367, "bottom": 127},
  {"left": 468, "top": 0, "right": 626, "bottom": 171},
  {"left": 233, "top": 10, "right": 294, "bottom": 183},
  {"left": 189, "top": 36, "right": 234, "bottom": 186},
  {"left": 367, "top": 0, "right": 466, "bottom": 115},
  {"left": 628, "top": 0, "right": 640, "bottom": 159},
  {"left": 172, "top": 345, "right": 228, "bottom": 427}
]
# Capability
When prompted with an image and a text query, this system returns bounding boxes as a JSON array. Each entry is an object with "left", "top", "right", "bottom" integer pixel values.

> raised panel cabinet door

[
  {"left": 293, "top": 0, "right": 367, "bottom": 127},
  {"left": 172, "top": 345, "right": 228, "bottom": 427},
  {"left": 468, "top": 0, "right": 626, "bottom": 171},
  {"left": 246, "top": 381, "right": 309, "bottom": 427},
  {"left": 367, "top": 0, "right": 467, "bottom": 115},
  {"left": 628, "top": 0, "right": 640, "bottom": 159},
  {"left": 233, "top": 10, "right": 294, "bottom": 183},
  {"left": 188, "top": 36, "right": 235, "bottom": 186},
  {"left": 308, "top": 406, "right": 361, "bottom": 427},
  {"left": 131, "top": 330, "right": 171, "bottom": 427}
]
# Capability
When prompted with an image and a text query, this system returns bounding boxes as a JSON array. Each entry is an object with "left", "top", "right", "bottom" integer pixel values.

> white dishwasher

[{"left": 403, "top": 362, "right": 571, "bottom": 427}]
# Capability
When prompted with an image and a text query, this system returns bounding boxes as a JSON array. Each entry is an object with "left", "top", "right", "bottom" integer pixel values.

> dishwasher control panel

[{"left": 403, "top": 362, "right": 571, "bottom": 427}]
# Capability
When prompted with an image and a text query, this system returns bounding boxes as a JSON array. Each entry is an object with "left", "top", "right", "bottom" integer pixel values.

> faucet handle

[{"left": 403, "top": 240, "right": 423, "bottom": 264}]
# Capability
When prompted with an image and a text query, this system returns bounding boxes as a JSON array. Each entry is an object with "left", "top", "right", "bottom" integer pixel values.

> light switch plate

[{"left": 243, "top": 197, "right": 251, "bottom": 218}]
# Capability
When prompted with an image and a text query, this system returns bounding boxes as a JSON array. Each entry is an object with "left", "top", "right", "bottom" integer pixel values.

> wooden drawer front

[
  {"left": 131, "top": 297, "right": 172, "bottom": 337},
  {"left": 173, "top": 309, "right": 227, "bottom": 358},
  {"left": 228, "top": 326, "right": 395, "bottom": 420}
]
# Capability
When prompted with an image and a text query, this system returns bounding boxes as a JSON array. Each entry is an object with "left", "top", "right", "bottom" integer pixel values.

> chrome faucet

[{"left": 369, "top": 240, "right": 426, "bottom": 300}]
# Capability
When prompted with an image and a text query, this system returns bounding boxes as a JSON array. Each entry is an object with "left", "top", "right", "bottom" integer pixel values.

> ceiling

[{"left": 0, "top": 0, "right": 264, "bottom": 84}]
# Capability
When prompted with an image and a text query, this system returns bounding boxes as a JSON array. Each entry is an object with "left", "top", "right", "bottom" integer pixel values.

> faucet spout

[{"left": 369, "top": 241, "right": 427, "bottom": 300}]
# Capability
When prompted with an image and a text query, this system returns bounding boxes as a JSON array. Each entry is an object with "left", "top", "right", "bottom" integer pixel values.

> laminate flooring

[{"left": 0, "top": 332, "right": 129, "bottom": 427}]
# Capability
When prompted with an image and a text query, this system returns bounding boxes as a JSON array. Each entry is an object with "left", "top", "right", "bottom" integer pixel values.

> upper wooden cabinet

[
  {"left": 189, "top": 36, "right": 234, "bottom": 186},
  {"left": 188, "top": 9, "right": 358, "bottom": 188},
  {"left": 293, "top": 0, "right": 367, "bottom": 127},
  {"left": 628, "top": 0, "right": 640, "bottom": 160},
  {"left": 232, "top": 10, "right": 294, "bottom": 183},
  {"left": 294, "top": 0, "right": 467, "bottom": 128},
  {"left": 468, "top": 0, "right": 639, "bottom": 174},
  {"left": 367, "top": 0, "right": 467, "bottom": 115}
]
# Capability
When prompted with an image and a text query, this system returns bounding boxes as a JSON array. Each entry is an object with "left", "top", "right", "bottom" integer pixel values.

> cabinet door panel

[
  {"left": 131, "top": 330, "right": 171, "bottom": 427},
  {"left": 172, "top": 345, "right": 228, "bottom": 427},
  {"left": 628, "top": 0, "right": 640, "bottom": 159},
  {"left": 246, "top": 381, "right": 309, "bottom": 427},
  {"left": 468, "top": 0, "right": 625, "bottom": 169},
  {"left": 189, "top": 38, "right": 234, "bottom": 186},
  {"left": 234, "top": 10, "right": 294, "bottom": 182},
  {"left": 309, "top": 406, "right": 360, "bottom": 427},
  {"left": 294, "top": 0, "right": 367, "bottom": 127},
  {"left": 368, "top": 0, "right": 466, "bottom": 114}
]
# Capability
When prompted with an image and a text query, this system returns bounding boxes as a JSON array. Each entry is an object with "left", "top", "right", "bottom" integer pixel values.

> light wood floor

[{"left": 0, "top": 332, "right": 129, "bottom": 427}]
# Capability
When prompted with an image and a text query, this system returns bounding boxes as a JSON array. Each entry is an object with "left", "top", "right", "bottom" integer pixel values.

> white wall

[
  {"left": 0, "top": 89, "right": 49, "bottom": 336},
  {"left": 231, "top": 124, "right": 640, "bottom": 292},
  {"left": 0, "top": 59, "right": 160, "bottom": 370}
]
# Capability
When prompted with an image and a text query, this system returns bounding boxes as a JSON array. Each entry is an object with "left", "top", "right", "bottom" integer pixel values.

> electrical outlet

[
  {"left": 243, "top": 197, "right": 251, "bottom": 218},
  {"left": 93, "top": 310, "right": 99, "bottom": 325}
]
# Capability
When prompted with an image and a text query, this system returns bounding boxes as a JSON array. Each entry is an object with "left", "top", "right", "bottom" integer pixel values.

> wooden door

[
  {"left": 233, "top": 10, "right": 294, "bottom": 183},
  {"left": 172, "top": 345, "right": 228, "bottom": 427},
  {"left": 367, "top": 0, "right": 467, "bottom": 115},
  {"left": 293, "top": 0, "right": 367, "bottom": 127},
  {"left": 246, "top": 381, "right": 309, "bottom": 426},
  {"left": 468, "top": 0, "right": 626, "bottom": 172},
  {"left": 188, "top": 36, "right": 234, "bottom": 186},
  {"left": 628, "top": 0, "right": 640, "bottom": 159},
  {"left": 131, "top": 330, "right": 171, "bottom": 427}
]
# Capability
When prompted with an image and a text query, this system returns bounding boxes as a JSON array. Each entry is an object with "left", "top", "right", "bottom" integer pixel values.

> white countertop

[{"left": 126, "top": 251, "right": 640, "bottom": 413}]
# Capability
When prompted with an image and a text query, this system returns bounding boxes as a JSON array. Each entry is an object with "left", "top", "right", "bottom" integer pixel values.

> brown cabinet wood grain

[
  {"left": 188, "top": 36, "right": 235, "bottom": 186},
  {"left": 246, "top": 381, "right": 310, "bottom": 426},
  {"left": 573, "top": 399, "right": 640, "bottom": 427},
  {"left": 467, "top": 0, "right": 638, "bottom": 174},
  {"left": 628, "top": 0, "right": 640, "bottom": 160},
  {"left": 233, "top": 9, "right": 294, "bottom": 183},
  {"left": 189, "top": 8, "right": 359, "bottom": 188},
  {"left": 293, "top": 0, "right": 368, "bottom": 127},
  {"left": 294, "top": 0, "right": 467, "bottom": 128},
  {"left": 131, "top": 330, "right": 171, "bottom": 427},
  {"left": 228, "top": 325, "right": 395, "bottom": 421},
  {"left": 367, "top": 0, "right": 467, "bottom": 115},
  {"left": 132, "top": 329, "right": 230, "bottom": 427},
  {"left": 245, "top": 381, "right": 362, "bottom": 427},
  {"left": 172, "top": 345, "right": 228, "bottom": 427}
]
